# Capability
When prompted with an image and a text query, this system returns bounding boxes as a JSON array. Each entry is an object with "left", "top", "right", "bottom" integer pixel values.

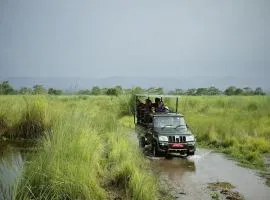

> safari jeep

[{"left": 134, "top": 94, "right": 196, "bottom": 157}]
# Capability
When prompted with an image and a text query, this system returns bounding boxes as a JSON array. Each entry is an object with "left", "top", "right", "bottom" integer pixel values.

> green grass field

[
  {"left": 0, "top": 95, "right": 165, "bottom": 200},
  {"left": 0, "top": 95, "right": 270, "bottom": 199},
  {"left": 178, "top": 96, "right": 270, "bottom": 169}
]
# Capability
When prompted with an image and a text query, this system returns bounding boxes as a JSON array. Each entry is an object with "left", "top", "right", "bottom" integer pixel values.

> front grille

[{"left": 168, "top": 135, "right": 186, "bottom": 143}]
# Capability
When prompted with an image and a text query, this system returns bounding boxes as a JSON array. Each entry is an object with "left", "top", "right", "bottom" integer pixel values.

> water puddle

[
  {"left": 150, "top": 148, "right": 270, "bottom": 200},
  {"left": 0, "top": 141, "right": 36, "bottom": 200}
]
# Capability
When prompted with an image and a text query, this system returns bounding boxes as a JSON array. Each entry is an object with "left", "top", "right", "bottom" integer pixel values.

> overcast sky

[{"left": 0, "top": 0, "right": 269, "bottom": 78}]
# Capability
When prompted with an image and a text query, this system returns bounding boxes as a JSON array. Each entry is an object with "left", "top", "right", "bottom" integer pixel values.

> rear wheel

[
  {"left": 152, "top": 142, "right": 159, "bottom": 157},
  {"left": 139, "top": 137, "right": 146, "bottom": 148}
]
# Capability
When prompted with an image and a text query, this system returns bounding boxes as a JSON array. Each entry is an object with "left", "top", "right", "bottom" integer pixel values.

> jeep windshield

[{"left": 153, "top": 116, "right": 186, "bottom": 129}]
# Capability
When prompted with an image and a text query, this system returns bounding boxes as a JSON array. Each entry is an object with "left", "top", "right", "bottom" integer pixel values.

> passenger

[
  {"left": 136, "top": 100, "right": 145, "bottom": 124},
  {"left": 164, "top": 106, "right": 170, "bottom": 113},
  {"left": 156, "top": 101, "right": 165, "bottom": 112},
  {"left": 143, "top": 99, "right": 153, "bottom": 124},
  {"left": 145, "top": 99, "right": 152, "bottom": 112},
  {"left": 153, "top": 97, "right": 161, "bottom": 109}
]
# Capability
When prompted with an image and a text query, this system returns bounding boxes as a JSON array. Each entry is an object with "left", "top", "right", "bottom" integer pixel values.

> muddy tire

[
  {"left": 152, "top": 143, "right": 159, "bottom": 157},
  {"left": 165, "top": 154, "right": 173, "bottom": 159},
  {"left": 188, "top": 151, "right": 195, "bottom": 156},
  {"left": 139, "top": 137, "right": 146, "bottom": 148}
]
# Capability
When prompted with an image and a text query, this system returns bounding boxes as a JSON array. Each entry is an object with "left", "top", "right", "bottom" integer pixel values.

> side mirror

[{"left": 186, "top": 124, "right": 189, "bottom": 129}]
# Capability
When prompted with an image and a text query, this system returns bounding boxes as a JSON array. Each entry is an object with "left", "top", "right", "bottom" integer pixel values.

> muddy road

[{"left": 148, "top": 148, "right": 270, "bottom": 200}]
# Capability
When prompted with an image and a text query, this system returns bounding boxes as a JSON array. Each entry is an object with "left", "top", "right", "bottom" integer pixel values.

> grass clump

[
  {"left": 14, "top": 97, "right": 50, "bottom": 139},
  {"left": 0, "top": 115, "right": 9, "bottom": 136},
  {"left": 180, "top": 96, "right": 270, "bottom": 169},
  {"left": 0, "top": 96, "right": 50, "bottom": 140},
  {"left": 16, "top": 112, "right": 106, "bottom": 199},
  {"left": 105, "top": 130, "right": 158, "bottom": 200}
]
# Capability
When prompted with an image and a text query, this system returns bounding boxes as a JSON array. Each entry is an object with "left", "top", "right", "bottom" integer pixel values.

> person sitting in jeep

[
  {"left": 156, "top": 101, "right": 166, "bottom": 112},
  {"left": 145, "top": 99, "right": 153, "bottom": 111},
  {"left": 136, "top": 97, "right": 171, "bottom": 123},
  {"left": 144, "top": 99, "right": 154, "bottom": 123},
  {"left": 152, "top": 98, "right": 160, "bottom": 110},
  {"left": 136, "top": 100, "right": 145, "bottom": 124}
]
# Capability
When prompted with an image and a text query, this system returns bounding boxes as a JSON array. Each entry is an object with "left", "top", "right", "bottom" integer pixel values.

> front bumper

[{"left": 157, "top": 142, "right": 196, "bottom": 155}]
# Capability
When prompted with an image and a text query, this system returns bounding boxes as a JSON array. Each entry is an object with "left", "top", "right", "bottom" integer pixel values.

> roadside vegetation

[
  {"left": 169, "top": 96, "right": 270, "bottom": 169},
  {"left": 0, "top": 96, "right": 163, "bottom": 200}
]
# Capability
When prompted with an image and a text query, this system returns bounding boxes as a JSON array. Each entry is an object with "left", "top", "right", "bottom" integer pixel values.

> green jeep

[{"left": 134, "top": 94, "right": 196, "bottom": 157}]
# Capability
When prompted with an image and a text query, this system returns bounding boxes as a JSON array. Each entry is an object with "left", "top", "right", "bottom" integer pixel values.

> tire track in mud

[
  {"left": 148, "top": 149, "right": 213, "bottom": 200},
  {"left": 129, "top": 132, "right": 270, "bottom": 200},
  {"left": 147, "top": 148, "right": 270, "bottom": 200}
]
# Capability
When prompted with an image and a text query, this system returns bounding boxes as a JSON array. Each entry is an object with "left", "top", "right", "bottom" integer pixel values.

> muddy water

[
  {"left": 0, "top": 141, "right": 35, "bottom": 200},
  {"left": 150, "top": 148, "right": 270, "bottom": 200}
]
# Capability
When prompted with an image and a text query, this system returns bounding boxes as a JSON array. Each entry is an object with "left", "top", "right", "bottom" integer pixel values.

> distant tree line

[
  {"left": 168, "top": 86, "right": 265, "bottom": 96},
  {"left": 0, "top": 81, "right": 62, "bottom": 95},
  {"left": 77, "top": 86, "right": 164, "bottom": 96},
  {"left": 0, "top": 81, "right": 266, "bottom": 96}
]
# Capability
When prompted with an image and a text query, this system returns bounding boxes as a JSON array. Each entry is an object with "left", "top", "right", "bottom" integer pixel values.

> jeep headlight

[
  {"left": 158, "top": 136, "right": 168, "bottom": 142},
  {"left": 186, "top": 135, "right": 195, "bottom": 142}
]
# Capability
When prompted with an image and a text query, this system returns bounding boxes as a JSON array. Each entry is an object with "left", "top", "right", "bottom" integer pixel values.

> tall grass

[
  {"left": 0, "top": 96, "right": 50, "bottom": 139},
  {"left": 178, "top": 96, "right": 270, "bottom": 169},
  {"left": 16, "top": 111, "right": 107, "bottom": 199},
  {"left": 0, "top": 96, "right": 160, "bottom": 199}
]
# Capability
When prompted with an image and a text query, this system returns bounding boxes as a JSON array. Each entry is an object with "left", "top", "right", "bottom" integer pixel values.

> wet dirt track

[{"left": 148, "top": 148, "right": 270, "bottom": 200}]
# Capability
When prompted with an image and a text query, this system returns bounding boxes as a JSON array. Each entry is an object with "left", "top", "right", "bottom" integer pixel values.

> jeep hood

[{"left": 154, "top": 127, "right": 190, "bottom": 135}]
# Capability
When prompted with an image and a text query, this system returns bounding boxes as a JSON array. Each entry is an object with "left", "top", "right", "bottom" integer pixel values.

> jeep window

[{"left": 153, "top": 116, "right": 186, "bottom": 129}]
